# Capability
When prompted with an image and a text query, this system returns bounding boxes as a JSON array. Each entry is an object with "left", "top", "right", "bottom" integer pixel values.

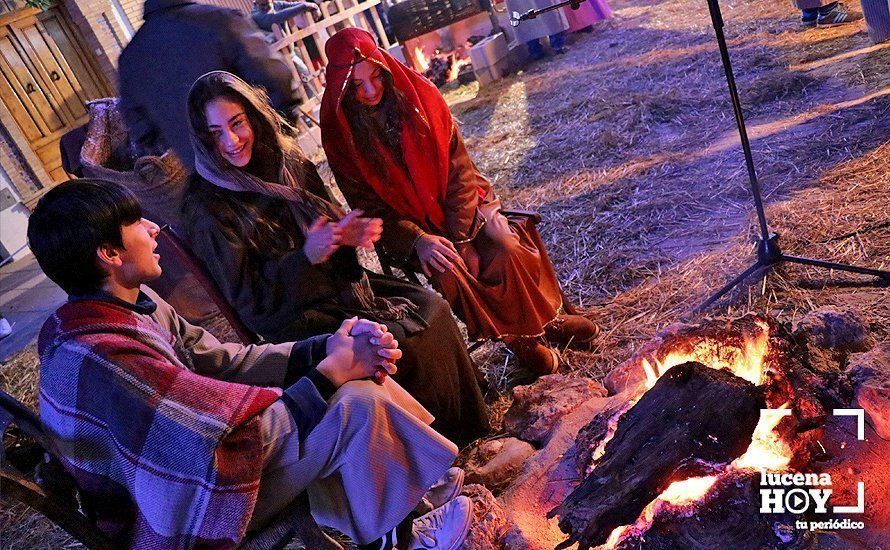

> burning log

[
  {"left": 550, "top": 361, "right": 764, "bottom": 550},
  {"left": 601, "top": 314, "right": 851, "bottom": 467}
]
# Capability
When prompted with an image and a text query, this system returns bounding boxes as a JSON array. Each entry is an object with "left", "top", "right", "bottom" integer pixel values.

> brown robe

[{"left": 335, "top": 131, "right": 563, "bottom": 341}]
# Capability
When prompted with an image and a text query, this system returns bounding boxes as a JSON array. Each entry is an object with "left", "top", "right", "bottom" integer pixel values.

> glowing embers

[
  {"left": 657, "top": 475, "right": 720, "bottom": 506},
  {"left": 605, "top": 476, "right": 720, "bottom": 547}
]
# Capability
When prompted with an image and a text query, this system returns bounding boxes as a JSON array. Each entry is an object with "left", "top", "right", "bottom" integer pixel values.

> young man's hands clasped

[{"left": 317, "top": 317, "right": 401, "bottom": 388}]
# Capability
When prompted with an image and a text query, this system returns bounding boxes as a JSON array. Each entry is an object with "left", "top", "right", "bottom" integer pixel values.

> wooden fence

[{"left": 202, "top": 0, "right": 397, "bottom": 115}]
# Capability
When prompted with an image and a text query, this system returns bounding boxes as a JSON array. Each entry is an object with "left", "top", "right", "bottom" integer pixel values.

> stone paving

[{"left": 0, "top": 252, "right": 66, "bottom": 361}]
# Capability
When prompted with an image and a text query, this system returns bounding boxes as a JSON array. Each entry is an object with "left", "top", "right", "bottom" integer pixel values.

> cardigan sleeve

[{"left": 146, "top": 287, "right": 330, "bottom": 387}]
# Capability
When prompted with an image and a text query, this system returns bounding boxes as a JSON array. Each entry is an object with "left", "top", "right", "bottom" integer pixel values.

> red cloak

[{"left": 320, "top": 28, "right": 461, "bottom": 234}]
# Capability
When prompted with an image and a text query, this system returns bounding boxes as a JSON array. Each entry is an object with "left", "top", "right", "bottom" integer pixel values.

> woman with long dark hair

[
  {"left": 320, "top": 28, "right": 599, "bottom": 375},
  {"left": 181, "top": 71, "right": 488, "bottom": 445}
]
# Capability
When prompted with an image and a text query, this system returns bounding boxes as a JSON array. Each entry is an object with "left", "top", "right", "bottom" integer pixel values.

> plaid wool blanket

[{"left": 38, "top": 298, "right": 282, "bottom": 548}]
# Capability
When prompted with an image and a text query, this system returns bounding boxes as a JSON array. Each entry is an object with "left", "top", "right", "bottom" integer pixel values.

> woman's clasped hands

[{"left": 303, "top": 209, "right": 383, "bottom": 264}]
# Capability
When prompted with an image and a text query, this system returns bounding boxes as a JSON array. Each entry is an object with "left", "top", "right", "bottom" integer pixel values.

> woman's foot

[
  {"left": 544, "top": 315, "right": 600, "bottom": 348},
  {"left": 506, "top": 337, "right": 560, "bottom": 376},
  {"left": 407, "top": 495, "right": 473, "bottom": 550}
]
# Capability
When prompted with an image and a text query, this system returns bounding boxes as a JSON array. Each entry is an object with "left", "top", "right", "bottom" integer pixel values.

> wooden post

[{"left": 368, "top": 4, "right": 391, "bottom": 48}]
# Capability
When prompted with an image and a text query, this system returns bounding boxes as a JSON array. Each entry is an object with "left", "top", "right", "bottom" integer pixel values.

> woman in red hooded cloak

[{"left": 320, "top": 28, "right": 599, "bottom": 375}]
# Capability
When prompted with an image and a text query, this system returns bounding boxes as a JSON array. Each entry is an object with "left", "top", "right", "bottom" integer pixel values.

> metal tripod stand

[
  {"left": 693, "top": 0, "right": 890, "bottom": 313},
  {"left": 510, "top": 0, "right": 890, "bottom": 311}
]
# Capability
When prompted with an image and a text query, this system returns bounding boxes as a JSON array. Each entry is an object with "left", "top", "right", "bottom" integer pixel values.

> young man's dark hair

[{"left": 27, "top": 178, "right": 142, "bottom": 296}]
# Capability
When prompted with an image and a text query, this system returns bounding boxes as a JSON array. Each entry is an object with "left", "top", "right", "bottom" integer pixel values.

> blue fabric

[
  {"left": 285, "top": 333, "right": 329, "bottom": 386},
  {"left": 527, "top": 31, "right": 567, "bottom": 58},
  {"left": 527, "top": 38, "right": 545, "bottom": 58},
  {"left": 280, "top": 374, "right": 329, "bottom": 446}
]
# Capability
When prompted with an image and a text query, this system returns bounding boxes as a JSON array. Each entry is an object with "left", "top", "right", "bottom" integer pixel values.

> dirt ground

[
  {"left": 2, "top": 0, "right": 888, "bottom": 545},
  {"left": 446, "top": 0, "right": 890, "bottom": 387}
]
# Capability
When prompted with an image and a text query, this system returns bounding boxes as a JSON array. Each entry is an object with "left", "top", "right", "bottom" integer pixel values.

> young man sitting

[{"left": 28, "top": 178, "right": 474, "bottom": 549}]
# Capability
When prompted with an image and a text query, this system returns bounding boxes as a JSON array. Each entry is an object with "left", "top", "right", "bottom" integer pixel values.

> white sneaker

[
  {"left": 423, "top": 467, "right": 465, "bottom": 509},
  {"left": 0, "top": 318, "right": 11, "bottom": 340},
  {"left": 407, "top": 495, "right": 473, "bottom": 550}
]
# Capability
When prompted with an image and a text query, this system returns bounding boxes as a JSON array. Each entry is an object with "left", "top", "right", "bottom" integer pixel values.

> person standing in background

[
  {"left": 795, "top": 0, "right": 851, "bottom": 27},
  {"left": 119, "top": 0, "right": 300, "bottom": 170},
  {"left": 251, "top": 0, "right": 323, "bottom": 97},
  {"left": 506, "top": 0, "right": 570, "bottom": 59},
  {"left": 562, "top": 0, "right": 611, "bottom": 34}
]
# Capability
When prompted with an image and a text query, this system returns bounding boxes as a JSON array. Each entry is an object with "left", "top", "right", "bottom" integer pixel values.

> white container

[
  {"left": 469, "top": 32, "right": 509, "bottom": 69},
  {"left": 474, "top": 56, "right": 511, "bottom": 86},
  {"left": 470, "top": 32, "right": 510, "bottom": 86}
]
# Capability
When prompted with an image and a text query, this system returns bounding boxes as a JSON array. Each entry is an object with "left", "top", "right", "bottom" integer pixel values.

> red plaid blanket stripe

[{"left": 38, "top": 299, "right": 281, "bottom": 548}]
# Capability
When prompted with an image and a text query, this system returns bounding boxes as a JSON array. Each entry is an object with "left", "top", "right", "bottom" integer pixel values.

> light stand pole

[
  {"left": 511, "top": 0, "right": 890, "bottom": 313},
  {"left": 510, "top": 0, "right": 583, "bottom": 26},
  {"left": 693, "top": 0, "right": 890, "bottom": 313}
]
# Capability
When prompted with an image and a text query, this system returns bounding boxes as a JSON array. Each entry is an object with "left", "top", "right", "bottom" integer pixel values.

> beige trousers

[{"left": 249, "top": 379, "right": 458, "bottom": 544}]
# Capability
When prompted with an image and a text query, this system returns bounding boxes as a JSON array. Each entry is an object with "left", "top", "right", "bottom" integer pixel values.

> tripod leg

[
  {"left": 781, "top": 254, "right": 890, "bottom": 280},
  {"left": 691, "top": 260, "right": 766, "bottom": 316}
]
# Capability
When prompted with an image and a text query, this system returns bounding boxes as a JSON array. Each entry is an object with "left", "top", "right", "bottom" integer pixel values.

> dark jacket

[
  {"left": 118, "top": 0, "right": 299, "bottom": 170},
  {"left": 182, "top": 172, "right": 381, "bottom": 342}
]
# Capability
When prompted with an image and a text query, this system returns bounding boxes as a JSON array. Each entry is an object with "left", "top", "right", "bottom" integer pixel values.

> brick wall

[
  {"left": 119, "top": 0, "right": 143, "bottom": 29},
  {"left": 61, "top": 0, "right": 140, "bottom": 91}
]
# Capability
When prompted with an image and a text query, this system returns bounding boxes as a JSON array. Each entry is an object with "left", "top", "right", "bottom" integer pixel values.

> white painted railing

[{"left": 201, "top": 0, "right": 397, "bottom": 110}]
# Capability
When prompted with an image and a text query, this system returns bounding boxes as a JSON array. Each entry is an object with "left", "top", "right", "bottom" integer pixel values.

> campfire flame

[
  {"left": 604, "top": 476, "right": 719, "bottom": 547},
  {"left": 732, "top": 403, "right": 792, "bottom": 471},
  {"left": 656, "top": 476, "right": 720, "bottom": 506},
  {"left": 414, "top": 47, "right": 430, "bottom": 72},
  {"left": 641, "top": 319, "right": 770, "bottom": 388},
  {"left": 605, "top": 318, "right": 794, "bottom": 547},
  {"left": 634, "top": 318, "right": 791, "bottom": 472},
  {"left": 448, "top": 57, "right": 472, "bottom": 82}
]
